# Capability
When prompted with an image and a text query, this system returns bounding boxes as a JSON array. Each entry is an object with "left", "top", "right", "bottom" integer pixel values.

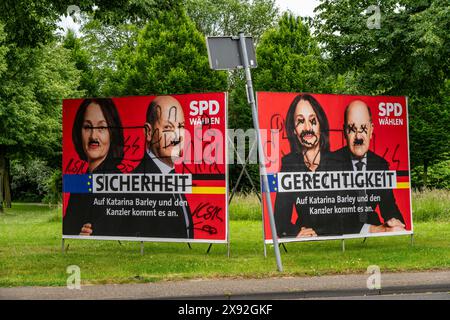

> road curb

[{"left": 162, "top": 283, "right": 450, "bottom": 300}]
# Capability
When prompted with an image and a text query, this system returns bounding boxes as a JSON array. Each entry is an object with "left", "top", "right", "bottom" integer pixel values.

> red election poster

[
  {"left": 62, "top": 93, "right": 228, "bottom": 243},
  {"left": 257, "top": 92, "right": 413, "bottom": 243}
]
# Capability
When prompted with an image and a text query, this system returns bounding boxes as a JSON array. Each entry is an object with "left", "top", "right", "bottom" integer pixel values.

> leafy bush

[
  {"left": 42, "top": 169, "right": 62, "bottom": 204},
  {"left": 10, "top": 159, "right": 61, "bottom": 204},
  {"left": 411, "top": 160, "right": 450, "bottom": 190},
  {"left": 10, "top": 159, "right": 52, "bottom": 202}
]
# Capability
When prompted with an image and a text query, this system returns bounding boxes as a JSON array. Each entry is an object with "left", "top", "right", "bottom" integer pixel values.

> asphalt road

[{"left": 0, "top": 270, "right": 449, "bottom": 300}]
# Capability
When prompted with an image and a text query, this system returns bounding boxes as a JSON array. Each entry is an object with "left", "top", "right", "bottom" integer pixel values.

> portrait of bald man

[
  {"left": 330, "top": 100, "right": 406, "bottom": 235},
  {"left": 130, "top": 95, "right": 193, "bottom": 239},
  {"left": 134, "top": 95, "right": 186, "bottom": 174}
]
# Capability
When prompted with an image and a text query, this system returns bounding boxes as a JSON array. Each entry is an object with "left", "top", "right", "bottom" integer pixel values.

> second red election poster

[{"left": 257, "top": 92, "right": 412, "bottom": 242}]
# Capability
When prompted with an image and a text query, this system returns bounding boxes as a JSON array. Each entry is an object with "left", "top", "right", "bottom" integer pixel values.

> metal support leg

[
  {"left": 362, "top": 237, "right": 367, "bottom": 244},
  {"left": 206, "top": 243, "right": 212, "bottom": 254},
  {"left": 227, "top": 140, "right": 247, "bottom": 203},
  {"left": 118, "top": 240, "right": 122, "bottom": 246},
  {"left": 61, "top": 239, "right": 65, "bottom": 254},
  {"left": 281, "top": 243, "right": 288, "bottom": 253},
  {"left": 187, "top": 243, "right": 192, "bottom": 250},
  {"left": 342, "top": 239, "right": 345, "bottom": 252},
  {"left": 228, "top": 139, "right": 260, "bottom": 204},
  {"left": 261, "top": 207, "right": 267, "bottom": 258},
  {"left": 238, "top": 154, "right": 261, "bottom": 202},
  {"left": 410, "top": 234, "right": 414, "bottom": 247},
  {"left": 140, "top": 241, "right": 144, "bottom": 255},
  {"left": 227, "top": 242, "right": 230, "bottom": 258}
]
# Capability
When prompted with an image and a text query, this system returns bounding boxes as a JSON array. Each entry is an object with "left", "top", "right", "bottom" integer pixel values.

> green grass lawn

[{"left": 0, "top": 191, "right": 449, "bottom": 287}]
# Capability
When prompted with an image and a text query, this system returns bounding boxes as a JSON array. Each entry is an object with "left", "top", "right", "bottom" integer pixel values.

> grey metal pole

[
  {"left": 342, "top": 239, "right": 345, "bottom": 252},
  {"left": 140, "top": 241, "right": 144, "bottom": 255},
  {"left": 61, "top": 238, "right": 65, "bottom": 254},
  {"left": 262, "top": 208, "right": 267, "bottom": 258},
  {"left": 239, "top": 32, "right": 283, "bottom": 272}
]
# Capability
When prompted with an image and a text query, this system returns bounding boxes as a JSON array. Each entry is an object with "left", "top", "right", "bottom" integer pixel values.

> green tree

[
  {"left": 63, "top": 29, "right": 98, "bottom": 96},
  {"left": 0, "top": 43, "right": 83, "bottom": 158},
  {"left": 409, "top": 82, "right": 450, "bottom": 186},
  {"left": 314, "top": 0, "right": 449, "bottom": 95},
  {"left": 0, "top": 0, "right": 68, "bottom": 47},
  {"left": 80, "top": 0, "right": 183, "bottom": 26},
  {"left": 254, "top": 12, "right": 329, "bottom": 93},
  {"left": 71, "top": 14, "right": 146, "bottom": 96},
  {"left": 0, "top": 1, "right": 164, "bottom": 207},
  {"left": 0, "top": 41, "right": 83, "bottom": 210},
  {"left": 104, "top": 9, "right": 227, "bottom": 96},
  {"left": 0, "top": 1, "right": 220, "bottom": 208},
  {"left": 314, "top": 0, "right": 450, "bottom": 186},
  {"left": 184, "top": 0, "right": 279, "bottom": 41}
]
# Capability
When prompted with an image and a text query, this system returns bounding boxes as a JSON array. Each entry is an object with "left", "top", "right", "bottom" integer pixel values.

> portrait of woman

[
  {"left": 63, "top": 98, "right": 124, "bottom": 236},
  {"left": 72, "top": 98, "right": 124, "bottom": 174},
  {"left": 274, "top": 93, "right": 336, "bottom": 238}
]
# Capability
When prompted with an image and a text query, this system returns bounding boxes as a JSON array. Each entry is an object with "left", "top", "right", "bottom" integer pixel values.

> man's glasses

[{"left": 344, "top": 123, "right": 371, "bottom": 135}]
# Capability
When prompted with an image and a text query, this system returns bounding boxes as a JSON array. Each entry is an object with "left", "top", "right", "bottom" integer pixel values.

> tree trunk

[
  {"left": 4, "top": 156, "right": 11, "bottom": 208},
  {"left": 0, "top": 149, "right": 4, "bottom": 213},
  {"left": 0, "top": 148, "right": 11, "bottom": 211},
  {"left": 423, "top": 160, "right": 428, "bottom": 189}
]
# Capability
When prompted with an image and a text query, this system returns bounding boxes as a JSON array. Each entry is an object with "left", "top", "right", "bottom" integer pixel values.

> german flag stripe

[
  {"left": 396, "top": 182, "right": 410, "bottom": 189},
  {"left": 191, "top": 187, "right": 227, "bottom": 194}
]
